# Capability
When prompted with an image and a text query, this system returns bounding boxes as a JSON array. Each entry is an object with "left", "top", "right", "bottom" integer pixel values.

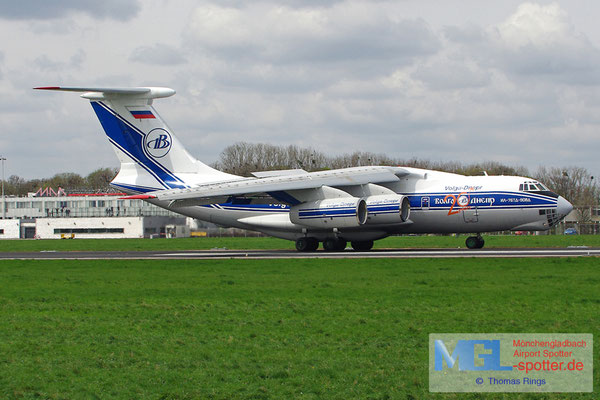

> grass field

[
  {"left": 0, "top": 234, "right": 599, "bottom": 252},
  {"left": 0, "top": 257, "right": 598, "bottom": 399}
]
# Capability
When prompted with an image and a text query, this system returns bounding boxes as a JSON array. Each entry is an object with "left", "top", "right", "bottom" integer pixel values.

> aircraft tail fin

[{"left": 35, "top": 86, "right": 237, "bottom": 193}]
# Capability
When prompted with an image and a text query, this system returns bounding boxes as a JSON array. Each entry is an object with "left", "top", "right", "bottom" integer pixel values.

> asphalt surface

[{"left": 0, "top": 247, "right": 599, "bottom": 260}]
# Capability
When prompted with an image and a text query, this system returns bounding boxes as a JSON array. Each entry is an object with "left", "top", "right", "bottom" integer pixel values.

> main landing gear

[
  {"left": 323, "top": 237, "right": 347, "bottom": 251},
  {"left": 295, "top": 237, "right": 375, "bottom": 252},
  {"left": 295, "top": 237, "right": 319, "bottom": 252},
  {"left": 465, "top": 235, "right": 485, "bottom": 249}
]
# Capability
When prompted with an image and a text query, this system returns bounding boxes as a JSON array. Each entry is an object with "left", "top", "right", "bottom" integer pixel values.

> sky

[{"left": 1, "top": 0, "right": 600, "bottom": 180}]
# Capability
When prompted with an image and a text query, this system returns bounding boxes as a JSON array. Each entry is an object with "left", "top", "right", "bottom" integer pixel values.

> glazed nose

[{"left": 557, "top": 196, "right": 573, "bottom": 217}]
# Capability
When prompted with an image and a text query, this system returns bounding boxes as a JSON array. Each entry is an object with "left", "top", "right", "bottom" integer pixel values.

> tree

[
  {"left": 47, "top": 172, "right": 85, "bottom": 191},
  {"left": 86, "top": 168, "right": 119, "bottom": 191},
  {"left": 3, "top": 169, "right": 120, "bottom": 196},
  {"left": 214, "top": 142, "right": 328, "bottom": 175},
  {"left": 535, "top": 166, "right": 599, "bottom": 227},
  {"left": 215, "top": 142, "right": 537, "bottom": 178}
]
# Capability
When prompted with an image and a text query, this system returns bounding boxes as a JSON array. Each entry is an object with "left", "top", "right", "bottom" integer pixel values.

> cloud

[
  {"left": 411, "top": 58, "right": 491, "bottom": 91},
  {"left": 494, "top": 3, "right": 600, "bottom": 83},
  {"left": 33, "top": 49, "right": 86, "bottom": 72},
  {"left": 130, "top": 44, "right": 187, "bottom": 66},
  {"left": 161, "top": 2, "right": 600, "bottom": 178},
  {"left": 184, "top": 3, "right": 439, "bottom": 66},
  {"left": 496, "top": 2, "right": 573, "bottom": 48},
  {"left": 4, "top": 1, "right": 600, "bottom": 180},
  {"left": 214, "top": 0, "right": 347, "bottom": 7},
  {"left": 445, "top": 2, "right": 600, "bottom": 85},
  {"left": 181, "top": 1, "right": 440, "bottom": 97},
  {"left": 0, "top": 0, "right": 140, "bottom": 21}
]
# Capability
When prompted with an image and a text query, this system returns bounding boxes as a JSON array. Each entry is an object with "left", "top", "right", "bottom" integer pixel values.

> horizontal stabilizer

[{"left": 34, "top": 86, "right": 175, "bottom": 99}]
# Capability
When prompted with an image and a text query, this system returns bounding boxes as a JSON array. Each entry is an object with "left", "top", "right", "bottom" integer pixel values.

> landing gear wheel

[
  {"left": 465, "top": 236, "right": 478, "bottom": 249},
  {"left": 296, "top": 237, "right": 319, "bottom": 252},
  {"left": 476, "top": 236, "right": 485, "bottom": 249},
  {"left": 323, "top": 238, "right": 347, "bottom": 251},
  {"left": 465, "top": 235, "right": 485, "bottom": 249},
  {"left": 351, "top": 240, "right": 374, "bottom": 251}
]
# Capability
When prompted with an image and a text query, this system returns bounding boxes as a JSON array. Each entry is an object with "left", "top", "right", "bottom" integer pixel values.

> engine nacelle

[
  {"left": 364, "top": 194, "right": 410, "bottom": 225},
  {"left": 290, "top": 197, "right": 367, "bottom": 228}
]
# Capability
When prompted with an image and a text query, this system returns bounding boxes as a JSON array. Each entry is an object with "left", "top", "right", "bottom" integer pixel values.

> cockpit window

[{"left": 520, "top": 181, "right": 549, "bottom": 192}]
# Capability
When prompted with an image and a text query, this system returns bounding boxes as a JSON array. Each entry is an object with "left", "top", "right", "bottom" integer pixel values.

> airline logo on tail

[{"left": 144, "top": 128, "right": 172, "bottom": 158}]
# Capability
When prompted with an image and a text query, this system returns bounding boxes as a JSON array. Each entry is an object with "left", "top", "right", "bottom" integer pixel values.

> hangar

[{"left": 0, "top": 192, "right": 191, "bottom": 239}]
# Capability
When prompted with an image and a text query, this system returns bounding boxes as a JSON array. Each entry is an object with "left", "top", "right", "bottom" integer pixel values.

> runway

[{"left": 1, "top": 247, "right": 599, "bottom": 260}]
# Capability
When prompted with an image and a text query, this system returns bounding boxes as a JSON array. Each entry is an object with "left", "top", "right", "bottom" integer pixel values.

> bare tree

[
  {"left": 215, "top": 142, "right": 328, "bottom": 175},
  {"left": 535, "top": 166, "right": 598, "bottom": 227},
  {"left": 216, "top": 142, "right": 537, "bottom": 178}
]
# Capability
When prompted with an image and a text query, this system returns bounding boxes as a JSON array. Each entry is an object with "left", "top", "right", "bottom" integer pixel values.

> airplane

[{"left": 35, "top": 86, "right": 573, "bottom": 251}]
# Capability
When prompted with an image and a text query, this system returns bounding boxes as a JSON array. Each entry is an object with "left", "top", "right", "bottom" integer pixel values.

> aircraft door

[{"left": 463, "top": 207, "right": 479, "bottom": 223}]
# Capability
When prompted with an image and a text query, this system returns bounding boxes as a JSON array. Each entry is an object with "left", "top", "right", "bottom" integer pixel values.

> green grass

[
  {"left": 0, "top": 258, "right": 598, "bottom": 399},
  {"left": 377, "top": 234, "right": 600, "bottom": 249},
  {"left": 0, "top": 234, "right": 599, "bottom": 252},
  {"left": 0, "top": 236, "right": 290, "bottom": 252}
]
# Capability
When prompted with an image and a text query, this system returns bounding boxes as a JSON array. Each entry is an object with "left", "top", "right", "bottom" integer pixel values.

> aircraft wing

[{"left": 152, "top": 166, "right": 412, "bottom": 205}]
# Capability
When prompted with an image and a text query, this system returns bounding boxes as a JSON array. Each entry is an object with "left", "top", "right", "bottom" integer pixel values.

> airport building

[
  {"left": 0, "top": 192, "right": 192, "bottom": 239},
  {"left": 563, "top": 207, "right": 600, "bottom": 234}
]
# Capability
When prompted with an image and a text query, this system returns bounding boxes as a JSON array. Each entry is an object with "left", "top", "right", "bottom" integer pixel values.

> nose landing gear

[{"left": 465, "top": 235, "right": 485, "bottom": 249}]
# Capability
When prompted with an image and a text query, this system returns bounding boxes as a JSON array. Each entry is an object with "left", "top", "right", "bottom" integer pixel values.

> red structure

[{"left": 33, "top": 187, "right": 67, "bottom": 197}]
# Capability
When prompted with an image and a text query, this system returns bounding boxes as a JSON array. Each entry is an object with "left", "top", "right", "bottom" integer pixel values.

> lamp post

[{"left": 0, "top": 156, "right": 5, "bottom": 219}]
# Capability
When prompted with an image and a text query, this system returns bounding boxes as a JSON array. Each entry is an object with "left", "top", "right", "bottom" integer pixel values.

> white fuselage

[{"left": 146, "top": 168, "right": 571, "bottom": 242}]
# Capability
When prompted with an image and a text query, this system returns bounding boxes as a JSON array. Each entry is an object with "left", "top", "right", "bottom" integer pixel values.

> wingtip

[{"left": 34, "top": 86, "right": 61, "bottom": 90}]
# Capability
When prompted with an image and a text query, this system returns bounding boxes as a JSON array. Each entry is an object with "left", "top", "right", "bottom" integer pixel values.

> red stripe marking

[
  {"left": 119, "top": 194, "right": 157, "bottom": 200},
  {"left": 67, "top": 193, "right": 127, "bottom": 197}
]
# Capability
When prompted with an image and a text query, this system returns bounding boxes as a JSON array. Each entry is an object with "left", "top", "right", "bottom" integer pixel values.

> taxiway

[{"left": 0, "top": 247, "right": 598, "bottom": 260}]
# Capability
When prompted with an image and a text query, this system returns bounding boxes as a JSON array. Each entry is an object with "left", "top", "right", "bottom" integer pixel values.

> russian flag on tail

[{"left": 130, "top": 110, "right": 155, "bottom": 119}]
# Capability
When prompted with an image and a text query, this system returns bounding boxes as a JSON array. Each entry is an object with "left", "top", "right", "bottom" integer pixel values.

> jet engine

[
  {"left": 364, "top": 194, "right": 410, "bottom": 225},
  {"left": 290, "top": 197, "right": 367, "bottom": 228}
]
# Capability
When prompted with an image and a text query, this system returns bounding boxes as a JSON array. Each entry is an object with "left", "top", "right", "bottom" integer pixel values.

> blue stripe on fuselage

[
  {"left": 191, "top": 192, "right": 558, "bottom": 214},
  {"left": 407, "top": 191, "right": 557, "bottom": 210}
]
